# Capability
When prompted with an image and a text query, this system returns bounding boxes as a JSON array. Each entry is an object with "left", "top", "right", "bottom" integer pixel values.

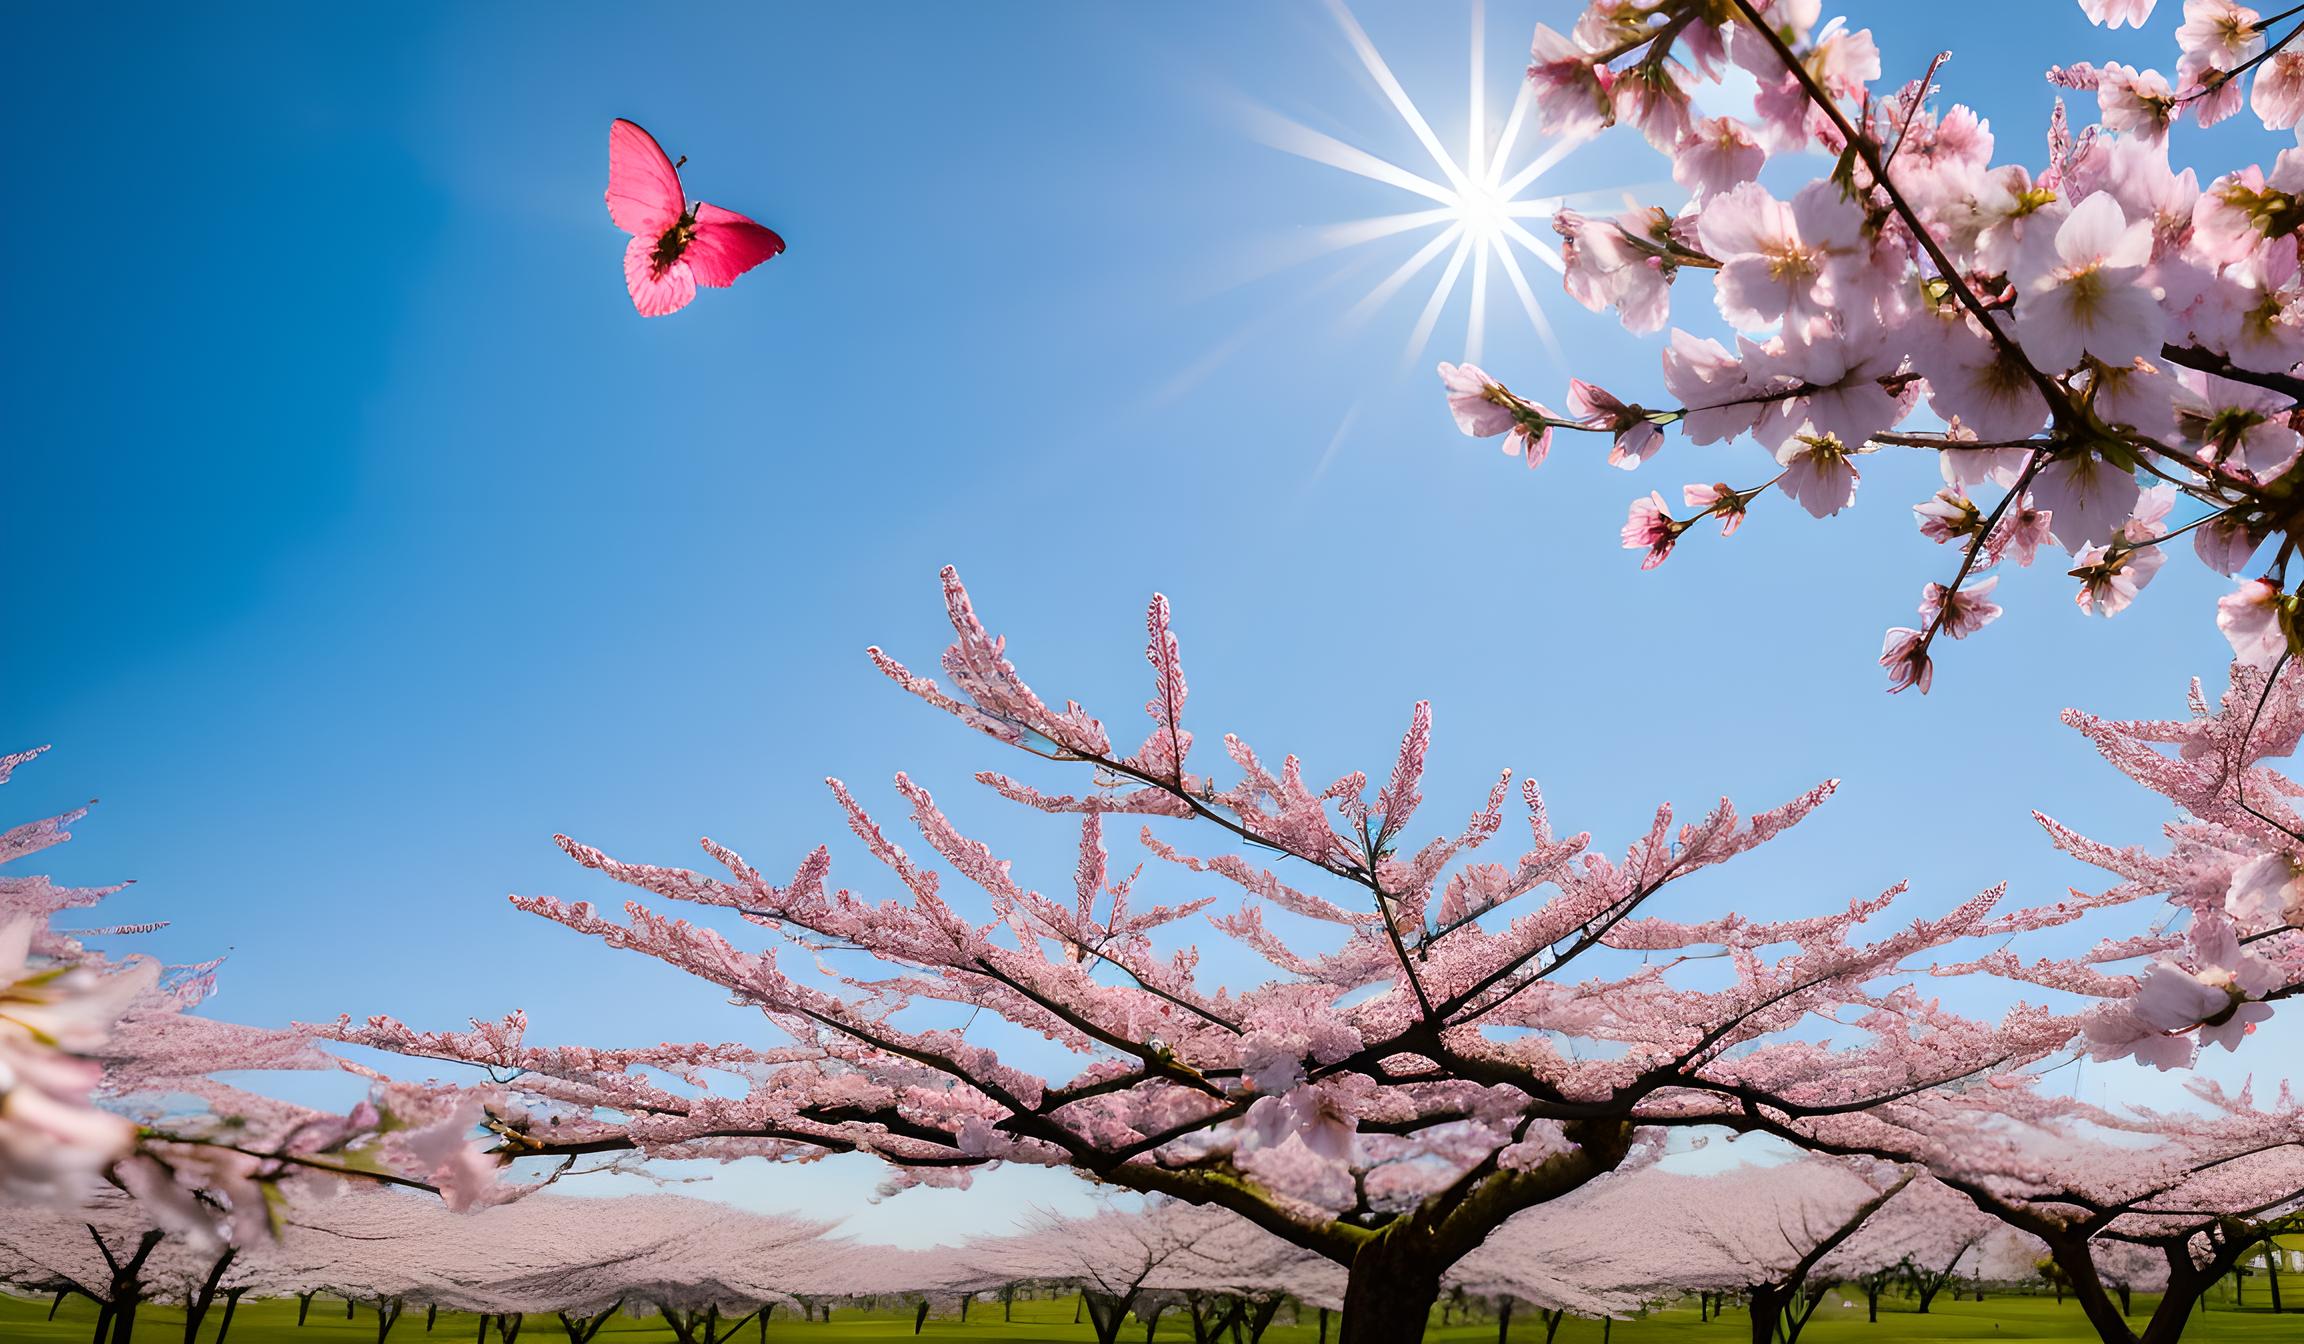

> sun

[{"left": 1246, "top": 0, "right": 1639, "bottom": 369}]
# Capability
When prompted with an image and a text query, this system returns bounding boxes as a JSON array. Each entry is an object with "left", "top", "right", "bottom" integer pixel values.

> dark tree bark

[
  {"left": 1238, "top": 1296, "right": 1283, "bottom": 1344},
  {"left": 1081, "top": 1290, "right": 1136, "bottom": 1344},
  {"left": 216, "top": 1289, "right": 249, "bottom": 1344},
  {"left": 1496, "top": 1297, "right": 1513, "bottom": 1344},
  {"left": 301, "top": 1292, "right": 317, "bottom": 1327}
]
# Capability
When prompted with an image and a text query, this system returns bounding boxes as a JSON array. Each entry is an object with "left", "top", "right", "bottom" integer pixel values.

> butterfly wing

[
  {"left": 606, "top": 119, "right": 686, "bottom": 237},
  {"left": 624, "top": 236, "right": 697, "bottom": 317},
  {"left": 684, "top": 203, "right": 786, "bottom": 288}
]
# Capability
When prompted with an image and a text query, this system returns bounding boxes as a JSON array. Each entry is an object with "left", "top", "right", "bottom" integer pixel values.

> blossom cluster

[{"left": 1447, "top": 0, "right": 2304, "bottom": 693}]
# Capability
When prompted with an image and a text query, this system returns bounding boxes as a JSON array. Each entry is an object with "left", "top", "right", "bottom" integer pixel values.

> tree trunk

[
  {"left": 1865, "top": 1284, "right": 1880, "bottom": 1324},
  {"left": 430, "top": 1304, "right": 439, "bottom": 1333},
  {"left": 2115, "top": 1283, "right": 2131, "bottom": 1318},
  {"left": 377, "top": 1299, "right": 407, "bottom": 1343},
  {"left": 1318, "top": 1307, "right": 1329, "bottom": 1344},
  {"left": 499, "top": 1314, "right": 525, "bottom": 1344},
  {"left": 217, "top": 1290, "right": 248, "bottom": 1344},
  {"left": 107, "top": 1296, "right": 140, "bottom": 1344},
  {"left": 913, "top": 1300, "right": 929, "bottom": 1335},
  {"left": 183, "top": 1247, "right": 237, "bottom": 1344},
  {"left": 479, "top": 1315, "right": 492, "bottom": 1344},
  {"left": 301, "top": 1293, "right": 317, "bottom": 1327},
  {"left": 1082, "top": 1291, "right": 1134, "bottom": 1344},
  {"left": 91, "top": 1304, "right": 114, "bottom": 1344},
  {"left": 1541, "top": 1309, "right": 1566, "bottom": 1344},
  {"left": 1076, "top": 1294, "right": 1085, "bottom": 1325},
  {"left": 1496, "top": 1298, "right": 1512, "bottom": 1344},
  {"left": 2132, "top": 1260, "right": 2237, "bottom": 1344},
  {"left": 2044, "top": 1240, "right": 2139, "bottom": 1344},
  {"left": 1746, "top": 1287, "right": 1781, "bottom": 1344},
  {"left": 2269, "top": 1247, "right": 2285, "bottom": 1313},
  {"left": 1336, "top": 1238, "right": 1444, "bottom": 1344},
  {"left": 1241, "top": 1297, "right": 1283, "bottom": 1344},
  {"left": 1145, "top": 1302, "right": 1167, "bottom": 1344}
]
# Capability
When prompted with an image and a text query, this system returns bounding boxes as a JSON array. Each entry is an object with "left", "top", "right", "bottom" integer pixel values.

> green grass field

[{"left": 4, "top": 1288, "right": 2300, "bottom": 1344}]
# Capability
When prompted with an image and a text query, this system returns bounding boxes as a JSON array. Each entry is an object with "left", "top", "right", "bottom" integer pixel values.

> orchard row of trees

[
  {"left": 4, "top": 1168, "right": 2293, "bottom": 1344},
  {"left": 14, "top": 2, "right": 2304, "bottom": 1343}
]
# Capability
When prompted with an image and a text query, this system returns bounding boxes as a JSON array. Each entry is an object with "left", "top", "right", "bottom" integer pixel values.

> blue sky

[{"left": 7, "top": 3, "right": 2295, "bottom": 1244}]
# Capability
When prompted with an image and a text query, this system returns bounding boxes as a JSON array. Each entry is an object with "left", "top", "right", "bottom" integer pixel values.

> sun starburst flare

[{"left": 1248, "top": 0, "right": 1652, "bottom": 369}]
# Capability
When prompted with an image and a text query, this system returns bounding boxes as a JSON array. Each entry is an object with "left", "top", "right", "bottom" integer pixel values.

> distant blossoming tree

[
  {"left": 329, "top": 570, "right": 2121, "bottom": 1344},
  {"left": 1443, "top": 0, "right": 2304, "bottom": 692},
  {"left": 1752, "top": 1078, "right": 2304, "bottom": 1344}
]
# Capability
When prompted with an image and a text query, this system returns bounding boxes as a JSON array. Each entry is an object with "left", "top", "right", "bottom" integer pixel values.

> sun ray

[
  {"left": 1491, "top": 233, "right": 1566, "bottom": 367},
  {"left": 1466, "top": 232, "right": 1492, "bottom": 365},
  {"left": 1496, "top": 132, "right": 1584, "bottom": 200},
  {"left": 1405, "top": 233, "right": 1474, "bottom": 365},
  {"left": 1240, "top": 103, "right": 1457, "bottom": 206},
  {"left": 1466, "top": 0, "right": 1486, "bottom": 185},
  {"left": 1324, "top": 0, "right": 1471, "bottom": 193},
  {"left": 1345, "top": 223, "right": 1464, "bottom": 329},
  {"left": 1486, "top": 80, "right": 1535, "bottom": 190},
  {"left": 1500, "top": 217, "right": 1566, "bottom": 273},
  {"left": 1224, "top": 2, "right": 1653, "bottom": 386}
]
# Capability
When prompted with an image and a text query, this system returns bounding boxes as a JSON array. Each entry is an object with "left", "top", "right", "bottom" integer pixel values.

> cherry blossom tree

[
  {"left": 325, "top": 569, "right": 2107, "bottom": 1344},
  {"left": 242, "top": 1190, "right": 843, "bottom": 1344},
  {"left": 2016, "top": 660, "right": 2304, "bottom": 1065},
  {"left": 1446, "top": 0, "right": 2304, "bottom": 691},
  {"left": 0, "top": 1191, "right": 175, "bottom": 1344},
  {"left": 959, "top": 1203, "right": 1343, "bottom": 1344},
  {"left": 1455, "top": 1158, "right": 1911, "bottom": 1344},
  {"left": 1822, "top": 1174, "right": 1996, "bottom": 1318},
  {"left": 1722, "top": 1068, "right": 2304, "bottom": 1344}
]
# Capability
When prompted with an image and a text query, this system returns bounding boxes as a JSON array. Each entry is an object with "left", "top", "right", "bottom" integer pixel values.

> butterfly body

[
  {"left": 648, "top": 215, "right": 699, "bottom": 276},
  {"left": 605, "top": 119, "right": 783, "bottom": 317}
]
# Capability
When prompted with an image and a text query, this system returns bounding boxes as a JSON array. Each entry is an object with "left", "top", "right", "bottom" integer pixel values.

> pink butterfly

[{"left": 605, "top": 119, "right": 785, "bottom": 317}]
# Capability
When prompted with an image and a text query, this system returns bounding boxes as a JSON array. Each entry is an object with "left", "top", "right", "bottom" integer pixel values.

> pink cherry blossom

[
  {"left": 2226, "top": 850, "right": 2304, "bottom": 926},
  {"left": 1914, "top": 489, "right": 1982, "bottom": 545},
  {"left": 1682, "top": 481, "right": 1750, "bottom": 536},
  {"left": 2095, "top": 63, "right": 2178, "bottom": 140},
  {"left": 1920, "top": 576, "right": 2001, "bottom": 639},
  {"left": 1436, "top": 362, "right": 1556, "bottom": 466},
  {"left": 1528, "top": 25, "right": 1612, "bottom": 139},
  {"left": 1569, "top": 378, "right": 1664, "bottom": 468},
  {"left": 2079, "top": 0, "right": 2158, "bottom": 25},
  {"left": 1622, "top": 491, "right": 1681, "bottom": 568},
  {"left": 1774, "top": 431, "right": 1862, "bottom": 517},
  {"left": 1879, "top": 627, "right": 1933, "bottom": 694},
  {"left": 1698, "top": 181, "right": 1868, "bottom": 333},
  {"left": 1672, "top": 116, "right": 1765, "bottom": 199},
  {"left": 2029, "top": 451, "right": 2142, "bottom": 551},
  {"left": 2217, "top": 577, "right": 2290, "bottom": 667},
  {"left": 2252, "top": 50, "right": 2304, "bottom": 127},
  {"left": 2192, "top": 514, "right": 2265, "bottom": 574},
  {"left": 2013, "top": 192, "right": 2161, "bottom": 370}
]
